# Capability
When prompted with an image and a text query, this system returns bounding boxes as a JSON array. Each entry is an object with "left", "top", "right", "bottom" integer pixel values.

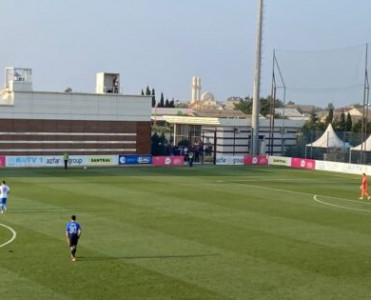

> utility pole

[{"left": 251, "top": 0, "right": 263, "bottom": 155}]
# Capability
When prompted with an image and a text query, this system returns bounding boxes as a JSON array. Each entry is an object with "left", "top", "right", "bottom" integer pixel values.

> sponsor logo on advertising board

[
  {"left": 216, "top": 156, "right": 244, "bottom": 165},
  {"left": 291, "top": 158, "right": 315, "bottom": 169},
  {"left": 152, "top": 156, "right": 184, "bottom": 166},
  {"left": 244, "top": 155, "right": 268, "bottom": 165},
  {"left": 6, "top": 156, "right": 44, "bottom": 167},
  {"left": 137, "top": 156, "right": 152, "bottom": 164},
  {"left": 47, "top": 156, "right": 85, "bottom": 166},
  {"left": 268, "top": 156, "right": 292, "bottom": 166},
  {"left": 5, "top": 156, "right": 87, "bottom": 167},
  {"left": 118, "top": 155, "right": 152, "bottom": 165},
  {"left": 0, "top": 156, "right": 6, "bottom": 168},
  {"left": 88, "top": 156, "right": 116, "bottom": 166}
]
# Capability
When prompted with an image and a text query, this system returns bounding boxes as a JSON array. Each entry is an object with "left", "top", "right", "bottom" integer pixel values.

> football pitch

[{"left": 1, "top": 165, "right": 371, "bottom": 299}]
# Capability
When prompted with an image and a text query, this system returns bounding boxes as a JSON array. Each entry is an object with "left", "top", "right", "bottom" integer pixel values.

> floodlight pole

[{"left": 251, "top": 0, "right": 263, "bottom": 155}]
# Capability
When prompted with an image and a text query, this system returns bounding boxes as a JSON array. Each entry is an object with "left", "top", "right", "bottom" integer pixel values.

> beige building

[
  {"left": 0, "top": 67, "right": 152, "bottom": 155},
  {"left": 159, "top": 115, "right": 304, "bottom": 156}
]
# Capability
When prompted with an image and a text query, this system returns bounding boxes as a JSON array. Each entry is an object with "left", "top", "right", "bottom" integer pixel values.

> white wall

[{"left": 0, "top": 91, "right": 151, "bottom": 121}]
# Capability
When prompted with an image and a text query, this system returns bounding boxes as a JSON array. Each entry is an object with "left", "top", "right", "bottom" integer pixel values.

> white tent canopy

[
  {"left": 307, "top": 123, "right": 345, "bottom": 148},
  {"left": 351, "top": 135, "right": 371, "bottom": 151}
]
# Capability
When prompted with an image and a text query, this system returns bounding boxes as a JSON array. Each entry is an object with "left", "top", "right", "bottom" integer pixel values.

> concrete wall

[
  {"left": 0, "top": 90, "right": 152, "bottom": 155},
  {"left": 0, "top": 91, "right": 151, "bottom": 121}
]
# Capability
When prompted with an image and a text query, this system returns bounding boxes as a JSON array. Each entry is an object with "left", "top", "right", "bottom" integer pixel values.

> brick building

[{"left": 0, "top": 68, "right": 151, "bottom": 156}]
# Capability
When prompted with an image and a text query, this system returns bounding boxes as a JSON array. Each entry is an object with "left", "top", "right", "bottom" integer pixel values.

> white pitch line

[
  {"left": 0, "top": 223, "right": 17, "bottom": 248},
  {"left": 313, "top": 195, "right": 371, "bottom": 213},
  {"left": 315, "top": 194, "right": 371, "bottom": 205},
  {"left": 217, "top": 178, "right": 308, "bottom": 183},
  {"left": 217, "top": 179, "right": 371, "bottom": 213}
]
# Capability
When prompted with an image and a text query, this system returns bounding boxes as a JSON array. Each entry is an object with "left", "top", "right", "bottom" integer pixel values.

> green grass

[{"left": 0, "top": 165, "right": 371, "bottom": 299}]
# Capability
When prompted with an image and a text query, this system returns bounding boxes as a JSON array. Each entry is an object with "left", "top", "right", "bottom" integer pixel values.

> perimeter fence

[{"left": 284, "top": 129, "right": 371, "bottom": 164}]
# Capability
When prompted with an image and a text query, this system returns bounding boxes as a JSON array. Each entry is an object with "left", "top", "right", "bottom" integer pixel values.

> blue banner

[{"left": 118, "top": 155, "right": 152, "bottom": 165}]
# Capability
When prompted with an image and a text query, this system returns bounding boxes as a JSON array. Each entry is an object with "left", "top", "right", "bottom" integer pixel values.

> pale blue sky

[{"left": 0, "top": 0, "right": 370, "bottom": 106}]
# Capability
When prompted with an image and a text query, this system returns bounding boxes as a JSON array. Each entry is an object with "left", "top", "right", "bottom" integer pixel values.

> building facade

[
  {"left": 161, "top": 115, "right": 304, "bottom": 156},
  {"left": 0, "top": 68, "right": 151, "bottom": 155}
]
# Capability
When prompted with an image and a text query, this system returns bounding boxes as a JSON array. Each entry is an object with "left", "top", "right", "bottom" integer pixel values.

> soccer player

[
  {"left": 359, "top": 173, "right": 371, "bottom": 200},
  {"left": 188, "top": 150, "right": 194, "bottom": 167},
  {"left": 65, "top": 215, "right": 82, "bottom": 262},
  {"left": 0, "top": 180, "right": 10, "bottom": 214},
  {"left": 63, "top": 152, "right": 69, "bottom": 169}
]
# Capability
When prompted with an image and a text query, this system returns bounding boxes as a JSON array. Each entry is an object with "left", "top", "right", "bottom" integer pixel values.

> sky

[{"left": 0, "top": 0, "right": 370, "bottom": 107}]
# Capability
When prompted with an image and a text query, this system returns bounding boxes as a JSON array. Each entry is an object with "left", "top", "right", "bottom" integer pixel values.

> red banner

[
  {"left": 243, "top": 155, "right": 268, "bottom": 165},
  {"left": 0, "top": 156, "right": 5, "bottom": 168},
  {"left": 291, "top": 158, "right": 316, "bottom": 170},
  {"left": 152, "top": 156, "right": 184, "bottom": 166}
]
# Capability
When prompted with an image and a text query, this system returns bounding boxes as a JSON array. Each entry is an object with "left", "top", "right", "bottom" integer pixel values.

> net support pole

[
  {"left": 269, "top": 50, "right": 277, "bottom": 155},
  {"left": 349, "top": 149, "right": 352, "bottom": 163},
  {"left": 361, "top": 43, "right": 369, "bottom": 164}
]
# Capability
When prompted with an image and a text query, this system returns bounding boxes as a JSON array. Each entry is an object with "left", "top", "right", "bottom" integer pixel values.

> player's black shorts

[{"left": 68, "top": 235, "right": 79, "bottom": 247}]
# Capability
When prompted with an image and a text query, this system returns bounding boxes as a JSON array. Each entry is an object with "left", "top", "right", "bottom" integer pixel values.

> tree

[
  {"left": 151, "top": 132, "right": 168, "bottom": 155},
  {"left": 165, "top": 99, "right": 170, "bottom": 107},
  {"left": 145, "top": 86, "right": 151, "bottom": 95},
  {"left": 352, "top": 119, "right": 362, "bottom": 133},
  {"left": 233, "top": 96, "right": 284, "bottom": 116},
  {"left": 345, "top": 113, "right": 352, "bottom": 131},
  {"left": 338, "top": 111, "right": 346, "bottom": 131},
  {"left": 302, "top": 108, "right": 326, "bottom": 133},
  {"left": 159, "top": 92, "right": 165, "bottom": 107},
  {"left": 325, "top": 103, "right": 334, "bottom": 125},
  {"left": 141, "top": 89, "right": 144, "bottom": 95},
  {"left": 151, "top": 88, "right": 156, "bottom": 108},
  {"left": 259, "top": 98, "right": 270, "bottom": 116},
  {"left": 233, "top": 97, "right": 252, "bottom": 114},
  {"left": 170, "top": 98, "right": 175, "bottom": 108},
  {"left": 307, "top": 109, "right": 318, "bottom": 129}
]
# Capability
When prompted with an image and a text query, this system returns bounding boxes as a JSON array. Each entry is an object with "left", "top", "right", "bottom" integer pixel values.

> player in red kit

[{"left": 359, "top": 173, "right": 371, "bottom": 200}]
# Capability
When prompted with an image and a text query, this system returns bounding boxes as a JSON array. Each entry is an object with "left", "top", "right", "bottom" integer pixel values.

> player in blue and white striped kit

[
  {"left": 65, "top": 215, "right": 82, "bottom": 262},
  {"left": 0, "top": 181, "right": 10, "bottom": 214}
]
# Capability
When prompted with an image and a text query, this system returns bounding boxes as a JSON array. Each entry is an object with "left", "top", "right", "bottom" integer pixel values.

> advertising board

[
  {"left": 118, "top": 155, "right": 152, "bottom": 165},
  {"left": 152, "top": 156, "right": 184, "bottom": 166},
  {"left": 88, "top": 155, "right": 117, "bottom": 166},
  {"left": 0, "top": 156, "right": 5, "bottom": 168},
  {"left": 6, "top": 156, "right": 87, "bottom": 167},
  {"left": 291, "top": 158, "right": 316, "bottom": 170},
  {"left": 244, "top": 155, "right": 268, "bottom": 165},
  {"left": 215, "top": 156, "right": 244, "bottom": 166},
  {"left": 268, "top": 156, "right": 292, "bottom": 167}
]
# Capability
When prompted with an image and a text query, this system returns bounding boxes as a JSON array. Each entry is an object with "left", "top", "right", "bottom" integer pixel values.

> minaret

[
  {"left": 191, "top": 76, "right": 202, "bottom": 104},
  {"left": 191, "top": 76, "right": 198, "bottom": 104},
  {"left": 196, "top": 77, "right": 201, "bottom": 101}
]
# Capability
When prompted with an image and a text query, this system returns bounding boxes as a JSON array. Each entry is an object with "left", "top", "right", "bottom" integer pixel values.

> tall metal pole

[
  {"left": 251, "top": 0, "right": 264, "bottom": 155},
  {"left": 361, "top": 43, "right": 369, "bottom": 164},
  {"left": 269, "top": 50, "right": 277, "bottom": 155}
]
